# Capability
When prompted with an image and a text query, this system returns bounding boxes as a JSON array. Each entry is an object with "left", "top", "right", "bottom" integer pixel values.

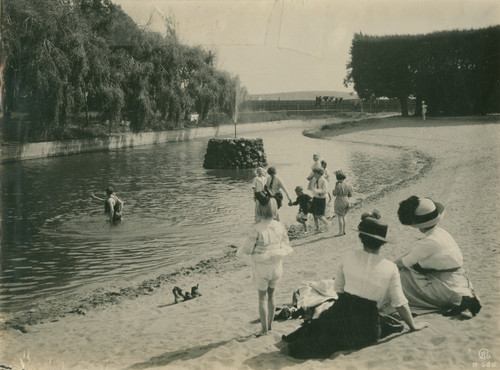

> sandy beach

[{"left": 1, "top": 115, "right": 499, "bottom": 369}]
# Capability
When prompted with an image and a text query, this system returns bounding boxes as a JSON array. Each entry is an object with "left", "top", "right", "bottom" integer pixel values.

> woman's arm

[
  {"left": 395, "top": 304, "right": 428, "bottom": 331},
  {"left": 91, "top": 192, "right": 105, "bottom": 202},
  {"left": 394, "top": 257, "right": 406, "bottom": 270},
  {"left": 332, "top": 183, "right": 339, "bottom": 196},
  {"left": 278, "top": 177, "right": 292, "bottom": 201}
]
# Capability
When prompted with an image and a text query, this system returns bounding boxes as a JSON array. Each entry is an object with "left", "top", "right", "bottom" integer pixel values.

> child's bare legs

[
  {"left": 258, "top": 289, "right": 271, "bottom": 335},
  {"left": 267, "top": 287, "right": 275, "bottom": 332},
  {"left": 299, "top": 220, "right": 308, "bottom": 232}
]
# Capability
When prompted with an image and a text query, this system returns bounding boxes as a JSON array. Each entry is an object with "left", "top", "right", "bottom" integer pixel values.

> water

[{"left": 0, "top": 122, "right": 423, "bottom": 317}]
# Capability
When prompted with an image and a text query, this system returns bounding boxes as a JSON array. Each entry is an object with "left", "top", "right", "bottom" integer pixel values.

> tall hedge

[{"left": 344, "top": 26, "right": 500, "bottom": 116}]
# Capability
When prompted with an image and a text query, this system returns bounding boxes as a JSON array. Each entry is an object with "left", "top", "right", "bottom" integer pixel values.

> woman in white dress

[
  {"left": 394, "top": 196, "right": 481, "bottom": 316},
  {"left": 281, "top": 211, "right": 426, "bottom": 358}
]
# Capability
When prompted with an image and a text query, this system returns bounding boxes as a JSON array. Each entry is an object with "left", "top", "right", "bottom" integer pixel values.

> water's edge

[
  {"left": 1, "top": 114, "right": 397, "bottom": 163},
  {"left": 0, "top": 120, "right": 329, "bottom": 163},
  {"left": 1, "top": 122, "right": 433, "bottom": 333}
]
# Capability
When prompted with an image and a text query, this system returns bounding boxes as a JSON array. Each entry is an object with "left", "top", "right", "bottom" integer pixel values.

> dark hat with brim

[{"left": 356, "top": 216, "right": 390, "bottom": 242}]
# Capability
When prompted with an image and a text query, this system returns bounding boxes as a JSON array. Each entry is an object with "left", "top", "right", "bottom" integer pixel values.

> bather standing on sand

[
  {"left": 332, "top": 170, "right": 353, "bottom": 236},
  {"left": 394, "top": 196, "right": 481, "bottom": 317},
  {"left": 91, "top": 187, "right": 124, "bottom": 223},
  {"left": 237, "top": 193, "right": 293, "bottom": 336},
  {"left": 281, "top": 212, "right": 427, "bottom": 359}
]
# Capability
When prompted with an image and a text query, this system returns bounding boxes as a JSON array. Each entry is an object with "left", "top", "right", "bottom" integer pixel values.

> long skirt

[
  {"left": 310, "top": 197, "right": 326, "bottom": 216},
  {"left": 399, "top": 267, "right": 481, "bottom": 315},
  {"left": 281, "top": 293, "right": 381, "bottom": 359}
]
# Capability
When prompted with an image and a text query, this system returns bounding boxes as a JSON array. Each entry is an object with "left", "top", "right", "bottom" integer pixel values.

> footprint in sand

[{"left": 431, "top": 337, "right": 446, "bottom": 346}]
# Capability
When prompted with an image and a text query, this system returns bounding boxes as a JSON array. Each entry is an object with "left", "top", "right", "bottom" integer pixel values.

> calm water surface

[{"left": 0, "top": 123, "right": 421, "bottom": 315}]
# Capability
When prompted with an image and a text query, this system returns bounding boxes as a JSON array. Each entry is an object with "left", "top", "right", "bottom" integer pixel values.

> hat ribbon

[{"left": 413, "top": 208, "right": 439, "bottom": 224}]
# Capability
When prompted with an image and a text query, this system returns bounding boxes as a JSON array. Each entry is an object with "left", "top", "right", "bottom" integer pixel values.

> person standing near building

[{"left": 421, "top": 101, "right": 428, "bottom": 120}]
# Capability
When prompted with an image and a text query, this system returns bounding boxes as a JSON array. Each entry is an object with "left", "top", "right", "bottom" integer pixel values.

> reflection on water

[{"left": 0, "top": 124, "right": 426, "bottom": 315}]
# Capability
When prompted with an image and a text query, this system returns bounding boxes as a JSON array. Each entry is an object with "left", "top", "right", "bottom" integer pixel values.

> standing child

[
  {"left": 332, "top": 170, "right": 353, "bottom": 236},
  {"left": 310, "top": 168, "right": 330, "bottom": 232},
  {"left": 237, "top": 193, "right": 293, "bottom": 336},
  {"left": 289, "top": 186, "right": 312, "bottom": 233}
]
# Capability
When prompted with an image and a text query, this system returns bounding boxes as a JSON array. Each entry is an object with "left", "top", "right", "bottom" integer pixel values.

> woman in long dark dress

[{"left": 281, "top": 212, "right": 427, "bottom": 359}]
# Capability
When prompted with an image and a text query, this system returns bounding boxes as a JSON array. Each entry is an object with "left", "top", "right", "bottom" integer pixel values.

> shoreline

[
  {"left": 2, "top": 119, "right": 431, "bottom": 331},
  {"left": 0, "top": 112, "right": 393, "bottom": 163},
  {"left": 1, "top": 115, "right": 499, "bottom": 369}
]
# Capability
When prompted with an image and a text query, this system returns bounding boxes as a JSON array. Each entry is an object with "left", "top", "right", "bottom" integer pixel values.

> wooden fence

[{"left": 204, "top": 98, "right": 417, "bottom": 125}]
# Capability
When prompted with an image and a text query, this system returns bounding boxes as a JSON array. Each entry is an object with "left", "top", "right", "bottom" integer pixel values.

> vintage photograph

[{"left": 1, "top": 0, "right": 499, "bottom": 368}]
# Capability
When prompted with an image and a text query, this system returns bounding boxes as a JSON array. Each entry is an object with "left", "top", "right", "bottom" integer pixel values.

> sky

[{"left": 115, "top": 0, "right": 500, "bottom": 95}]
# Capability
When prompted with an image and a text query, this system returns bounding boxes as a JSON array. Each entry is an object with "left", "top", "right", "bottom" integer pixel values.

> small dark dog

[{"left": 172, "top": 284, "right": 201, "bottom": 303}]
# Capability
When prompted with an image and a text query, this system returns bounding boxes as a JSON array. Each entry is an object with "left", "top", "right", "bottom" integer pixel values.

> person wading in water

[{"left": 91, "top": 187, "right": 124, "bottom": 223}]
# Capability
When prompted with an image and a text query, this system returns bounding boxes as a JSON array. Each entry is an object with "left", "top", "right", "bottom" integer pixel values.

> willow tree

[{"left": 1, "top": 0, "right": 247, "bottom": 141}]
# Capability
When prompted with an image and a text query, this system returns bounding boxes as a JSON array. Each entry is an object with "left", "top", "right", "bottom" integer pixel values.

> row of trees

[
  {"left": 344, "top": 26, "right": 500, "bottom": 116},
  {"left": 1, "top": 0, "right": 246, "bottom": 141}
]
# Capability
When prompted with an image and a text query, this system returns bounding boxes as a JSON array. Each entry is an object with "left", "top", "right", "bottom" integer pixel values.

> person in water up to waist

[{"left": 91, "top": 186, "right": 124, "bottom": 223}]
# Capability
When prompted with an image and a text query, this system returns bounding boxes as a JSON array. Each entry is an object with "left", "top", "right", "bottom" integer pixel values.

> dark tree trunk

[
  {"left": 399, "top": 96, "right": 409, "bottom": 117},
  {"left": 414, "top": 97, "right": 422, "bottom": 117}
]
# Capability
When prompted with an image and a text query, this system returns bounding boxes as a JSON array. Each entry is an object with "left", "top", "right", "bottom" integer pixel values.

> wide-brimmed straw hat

[
  {"left": 410, "top": 198, "right": 445, "bottom": 228},
  {"left": 357, "top": 216, "right": 389, "bottom": 242}
]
